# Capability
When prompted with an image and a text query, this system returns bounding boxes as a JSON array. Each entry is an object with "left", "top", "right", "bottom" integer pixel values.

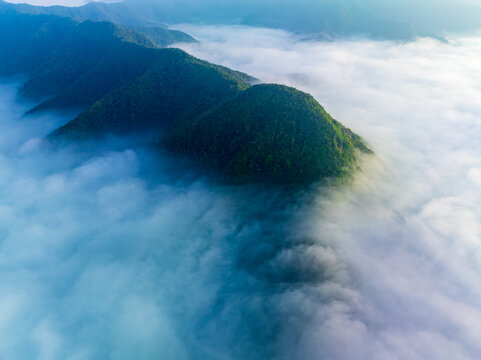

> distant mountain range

[
  {"left": 118, "top": 0, "right": 481, "bottom": 40},
  {"left": 0, "top": 4, "right": 370, "bottom": 186},
  {"left": 0, "top": 0, "right": 196, "bottom": 47},
  {"left": 5, "top": 0, "right": 481, "bottom": 41}
]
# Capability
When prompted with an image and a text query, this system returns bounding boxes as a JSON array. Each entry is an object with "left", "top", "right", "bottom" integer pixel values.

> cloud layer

[
  {"left": 2, "top": 25, "right": 481, "bottom": 360},
  {"left": 173, "top": 26, "right": 481, "bottom": 359},
  {"left": 0, "top": 77, "right": 350, "bottom": 360}
]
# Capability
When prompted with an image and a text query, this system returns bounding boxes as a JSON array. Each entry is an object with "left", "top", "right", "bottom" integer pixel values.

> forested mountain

[
  {"left": 0, "top": 0, "right": 412, "bottom": 40},
  {"left": 116, "top": 0, "right": 415, "bottom": 40},
  {"left": 128, "top": 26, "right": 196, "bottom": 47},
  {"left": 0, "top": 10, "right": 157, "bottom": 111},
  {"left": 118, "top": 0, "right": 481, "bottom": 39},
  {"left": 5, "top": 0, "right": 142, "bottom": 25},
  {"left": 3, "top": 0, "right": 481, "bottom": 40},
  {"left": 0, "top": 0, "right": 196, "bottom": 47},
  {"left": 52, "top": 49, "right": 253, "bottom": 137},
  {"left": 0, "top": 8, "right": 370, "bottom": 186},
  {"left": 165, "top": 84, "right": 370, "bottom": 184}
]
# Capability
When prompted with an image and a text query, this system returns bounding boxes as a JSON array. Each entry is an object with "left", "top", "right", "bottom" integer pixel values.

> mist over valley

[{"left": 0, "top": 1, "right": 481, "bottom": 359}]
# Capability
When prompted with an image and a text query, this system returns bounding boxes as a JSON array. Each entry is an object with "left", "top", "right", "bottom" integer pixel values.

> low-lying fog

[
  {"left": 2, "top": 27, "right": 481, "bottom": 360},
  {"left": 0, "top": 80, "right": 316, "bottom": 360},
  {"left": 174, "top": 26, "right": 481, "bottom": 359},
  {"left": 0, "top": 78, "right": 343, "bottom": 360}
]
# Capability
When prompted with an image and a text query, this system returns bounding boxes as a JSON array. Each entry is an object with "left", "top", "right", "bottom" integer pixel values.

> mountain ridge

[
  {"left": 165, "top": 84, "right": 371, "bottom": 185},
  {"left": 0, "top": 7, "right": 371, "bottom": 186},
  {"left": 0, "top": 0, "right": 197, "bottom": 47}
]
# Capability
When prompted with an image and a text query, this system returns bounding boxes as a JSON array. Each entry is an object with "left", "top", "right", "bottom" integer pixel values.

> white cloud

[
  {"left": 172, "top": 26, "right": 481, "bottom": 358},
  {"left": 2, "top": 23, "right": 481, "bottom": 359},
  {"left": 0, "top": 79, "right": 331, "bottom": 359}
]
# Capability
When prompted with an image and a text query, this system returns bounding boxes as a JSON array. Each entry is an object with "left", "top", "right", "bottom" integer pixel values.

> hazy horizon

[{"left": 4, "top": 0, "right": 481, "bottom": 43}]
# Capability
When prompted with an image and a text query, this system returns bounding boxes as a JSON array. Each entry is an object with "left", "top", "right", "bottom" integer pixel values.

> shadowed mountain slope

[
  {"left": 165, "top": 84, "right": 370, "bottom": 184},
  {"left": 0, "top": 0, "right": 196, "bottom": 47},
  {"left": 0, "top": 8, "right": 370, "bottom": 186}
]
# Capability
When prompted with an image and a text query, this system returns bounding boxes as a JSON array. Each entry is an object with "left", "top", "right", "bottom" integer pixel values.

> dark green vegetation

[
  {"left": 0, "top": 0, "right": 196, "bottom": 47},
  {"left": 0, "top": 8, "right": 370, "bottom": 186},
  {"left": 129, "top": 26, "right": 196, "bottom": 47},
  {"left": 53, "top": 49, "right": 252, "bottom": 138},
  {"left": 166, "top": 84, "right": 370, "bottom": 184},
  {"left": 0, "top": 8, "right": 197, "bottom": 113},
  {"left": 0, "top": 12, "right": 154, "bottom": 111}
]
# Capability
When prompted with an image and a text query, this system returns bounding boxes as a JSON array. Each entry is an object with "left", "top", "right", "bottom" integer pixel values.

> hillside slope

[
  {"left": 0, "top": 0, "right": 196, "bottom": 46},
  {"left": 0, "top": 8, "right": 370, "bottom": 186},
  {"left": 165, "top": 84, "right": 370, "bottom": 184},
  {"left": 0, "top": 10, "right": 158, "bottom": 109},
  {"left": 53, "top": 49, "right": 252, "bottom": 137}
]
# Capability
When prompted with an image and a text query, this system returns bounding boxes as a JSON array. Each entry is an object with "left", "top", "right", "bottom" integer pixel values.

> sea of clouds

[
  {"left": 174, "top": 26, "right": 481, "bottom": 359},
  {"left": 0, "top": 77, "right": 344, "bottom": 360},
  {"left": 1, "top": 26, "right": 481, "bottom": 360}
]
